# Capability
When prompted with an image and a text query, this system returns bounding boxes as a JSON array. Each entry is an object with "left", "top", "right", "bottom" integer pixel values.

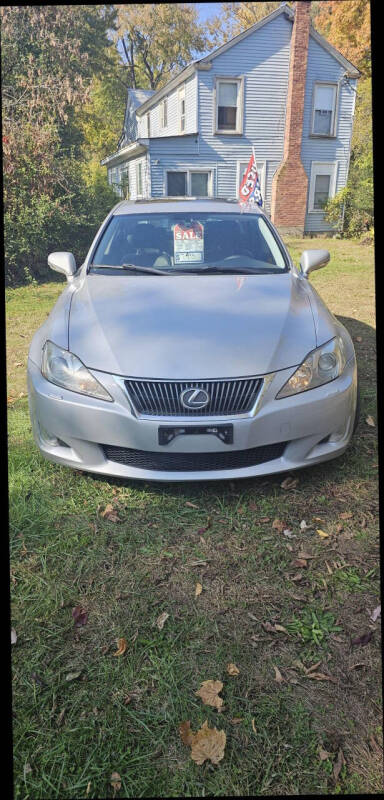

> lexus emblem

[{"left": 180, "top": 387, "right": 210, "bottom": 410}]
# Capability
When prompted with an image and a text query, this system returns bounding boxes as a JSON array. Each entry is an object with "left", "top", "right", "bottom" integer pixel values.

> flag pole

[{"left": 252, "top": 146, "right": 258, "bottom": 173}]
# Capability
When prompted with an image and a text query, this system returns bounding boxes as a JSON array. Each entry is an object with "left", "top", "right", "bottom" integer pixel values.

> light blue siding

[{"left": 301, "top": 36, "right": 357, "bottom": 232}]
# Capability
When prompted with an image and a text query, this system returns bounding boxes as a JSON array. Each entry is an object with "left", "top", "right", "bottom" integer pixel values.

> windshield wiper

[
  {"left": 197, "top": 266, "right": 280, "bottom": 275},
  {"left": 90, "top": 263, "right": 170, "bottom": 275}
]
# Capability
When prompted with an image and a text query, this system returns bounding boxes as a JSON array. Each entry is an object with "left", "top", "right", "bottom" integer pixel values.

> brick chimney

[{"left": 271, "top": 1, "right": 311, "bottom": 235}]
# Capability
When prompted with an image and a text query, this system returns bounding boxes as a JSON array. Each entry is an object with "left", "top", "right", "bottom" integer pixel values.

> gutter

[{"left": 100, "top": 140, "right": 147, "bottom": 167}]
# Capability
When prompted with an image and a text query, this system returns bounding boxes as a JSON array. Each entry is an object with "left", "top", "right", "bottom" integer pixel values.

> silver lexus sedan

[{"left": 27, "top": 198, "right": 359, "bottom": 482}]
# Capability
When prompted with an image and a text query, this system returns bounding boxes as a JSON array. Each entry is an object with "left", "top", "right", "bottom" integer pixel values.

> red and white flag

[{"left": 238, "top": 149, "right": 263, "bottom": 208}]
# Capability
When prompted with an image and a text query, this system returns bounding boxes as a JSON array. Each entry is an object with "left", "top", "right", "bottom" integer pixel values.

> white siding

[
  {"left": 301, "top": 35, "right": 357, "bottom": 232},
  {"left": 136, "top": 73, "right": 197, "bottom": 139}
]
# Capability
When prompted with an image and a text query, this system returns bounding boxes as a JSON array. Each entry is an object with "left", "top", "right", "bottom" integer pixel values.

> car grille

[
  {"left": 102, "top": 442, "right": 287, "bottom": 472},
  {"left": 124, "top": 377, "right": 262, "bottom": 417}
]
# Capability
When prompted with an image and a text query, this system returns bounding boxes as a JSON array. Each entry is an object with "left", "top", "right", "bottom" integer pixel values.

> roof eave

[{"left": 100, "top": 140, "right": 147, "bottom": 167}]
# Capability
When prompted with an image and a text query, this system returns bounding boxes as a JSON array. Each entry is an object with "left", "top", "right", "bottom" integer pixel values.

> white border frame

[
  {"left": 164, "top": 168, "right": 214, "bottom": 197},
  {"left": 178, "top": 85, "right": 186, "bottom": 133},
  {"left": 310, "top": 82, "right": 339, "bottom": 138},
  {"left": 213, "top": 76, "right": 244, "bottom": 135},
  {"left": 308, "top": 161, "right": 338, "bottom": 213}
]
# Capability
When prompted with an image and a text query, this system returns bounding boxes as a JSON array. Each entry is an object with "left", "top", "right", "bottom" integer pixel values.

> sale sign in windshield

[{"left": 173, "top": 222, "right": 204, "bottom": 264}]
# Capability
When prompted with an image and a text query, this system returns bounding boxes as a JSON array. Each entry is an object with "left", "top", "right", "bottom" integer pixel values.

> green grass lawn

[{"left": 8, "top": 238, "right": 382, "bottom": 798}]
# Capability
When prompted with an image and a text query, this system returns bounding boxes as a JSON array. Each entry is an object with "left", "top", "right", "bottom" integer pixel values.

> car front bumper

[{"left": 27, "top": 356, "right": 358, "bottom": 482}]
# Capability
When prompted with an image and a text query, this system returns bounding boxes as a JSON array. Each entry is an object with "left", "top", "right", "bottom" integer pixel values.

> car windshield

[{"left": 90, "top": 212, "right": 289, "bottom": 274}]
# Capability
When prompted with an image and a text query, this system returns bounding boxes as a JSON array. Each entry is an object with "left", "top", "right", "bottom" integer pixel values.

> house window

[
  {"left": 167, "top": 170, "right": 212, "bottom": 197},
  {"left": 136, "top": 162, "right": 143, "bottom": 196},
  {"left": 311, "top": 83, "right": 338, "bottom": 137},
  {"left": 146, "top": 113, "right": 151, "bottom": 137},
  {"left": 162, "top": 98, "right": 168, "bottom": 128},
  {"left": 120, "top": 166, "right": 130, "bottom": 200},
  {"left": 179, "top": 85, "right": 185, "bottom": 132},
  {"left": 309, "top": 162, "right": 337, "bottom": 212},
  {"left": 167, "top": 171, "right": 187, "bottom": 196},
  {"left": 215, "top": 77, "right": 243, "bottom": 134}
]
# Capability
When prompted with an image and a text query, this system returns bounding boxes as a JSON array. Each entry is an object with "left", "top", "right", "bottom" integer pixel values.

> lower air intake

[{"left": 102, "top": 442, "right": 287, "bottom": 472}]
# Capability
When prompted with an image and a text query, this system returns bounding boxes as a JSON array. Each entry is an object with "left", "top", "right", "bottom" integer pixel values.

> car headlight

[
  {"left": 41, "top": 341, "right": 113, "bottom": 401},
  {"left": 276, "top": 336, "right": 346, "bottom": 399}
]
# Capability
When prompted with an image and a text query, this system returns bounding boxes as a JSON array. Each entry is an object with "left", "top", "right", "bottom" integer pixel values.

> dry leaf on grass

[
  {"left": 156, "top": 611, "right": 169, "bottom": 630},
  {"left": 195, "top": 679, "right": 223, "bottom": 709},
  {"left": 291, "top": 558, "right": 308, "bottom": 568},
  {"left": 370, "top": 604, "right": 381, "bottom": 622},
  {"left": 195, "top": 582, "right": 203, "bottom": 597},
  {"left": 110, "top": 772, "right": 121, "bottom": 793},
  {"left": 333, "top": 748, "right": 346, "bottom": 781},
  {"left": 11, "top": 628, "right": 17, "bottom": 645},
  {"left": 191, "top": 720, "right": 226, "bottom": 765},
  {"left": 231, "top": 717, "right": 243, "bottom": 724},
  {"left": 274, "top": 624, "right": 288, "bottom": 634},
  {"left": 281, "top": 477, "right": 299, "bottom": 490},
  {"left": 179, "top": 720, "right": 195, "bottom": 746},
  {"left": 291, "top": 572, "right": 303, "bottom": 582},
  {"left": 365, "top": 415, "right": 375, "bottom": 427},
  {"left": 273, "top": 665, "right": 284, "bottom": 683},
  {"left": 305, "top": 672, "right": 337, "bottom": 683},
  {"left": 100, "top": 503, "right": 120, "bottom": 522},
  {"left": 340, "top": 512, "right": 353, "bottom": 520},
  {"left": 72, "top": 605, "right": 89, "bottom": 627},
  {"left": 351, "top": 631, "right": 373, "bottom": 646},
  {"left": 185, "top": 501, "right": 199, "bottom": 509},
  {"left": 113, "top": 638, "right": 127, "bottom": 657},
  {"left": 272, "top": 518, "right": 285, "bottom": 532},
  {"left": 251, "top": 718, "right": 257, "bottom": 734},
  {"left": 316, "top": 529, "right": 329, "bottom": 539},
  {"left": 226, "top": 663, "right": 240, "bottom": 676},
  {"left": 298, "top": 551, "right": 315, "bottom": 560},
  {"left": 65, "top": 671, "right": 82, "bottom": 681},
  {"left": 318, "top": 746, "right": 333, "bottom": 761},
  {"left": 300, "top": 519, "right": 311, "bottom": 530}
]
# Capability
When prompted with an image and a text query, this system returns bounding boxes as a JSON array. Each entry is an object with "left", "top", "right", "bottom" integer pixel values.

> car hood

[{"left": 68, "top": 272, "right": 316, "bottom": 379}]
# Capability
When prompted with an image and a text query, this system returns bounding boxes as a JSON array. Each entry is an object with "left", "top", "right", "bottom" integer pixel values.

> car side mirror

[
  {"left": 300, "top": 249, "right": 330, "bottom": 277},
  {"left": 48, "top": 252, "right": 77, "bottom": 280}
]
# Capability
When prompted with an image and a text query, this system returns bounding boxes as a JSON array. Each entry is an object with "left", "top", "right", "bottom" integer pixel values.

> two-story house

[{"left": 101, "top": 1, "right": 360, "bottom": 235}]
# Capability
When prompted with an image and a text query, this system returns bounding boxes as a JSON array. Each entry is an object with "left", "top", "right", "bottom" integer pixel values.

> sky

[{"left": 195, "top": 2, "right": 221, "bottom": 24}]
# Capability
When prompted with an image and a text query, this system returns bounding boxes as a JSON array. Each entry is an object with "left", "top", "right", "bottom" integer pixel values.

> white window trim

[
  {"left": 136, "top": 161, "right": 144, "bottom": 198},
  {"left": 178, "top": 85, "right": 186, "bottom": 133},
  {"left": 146, "top": 112, "right": 150, "bottom": 138},
  {"left": 311, "top": 81, "right": 339, "bottom": 138},
  {"left": 236, "top": 159, "right": 266, "bottom": 203},
  {"left": 161, "top": 98, "right": 168, "bottom": 129},
  {"left": 164, "top": 168, "right": 213, "bottom": 197},
  {"left": 308, "top": 161, "right": 338, "bottom": 213},
  {"left": 214, "top": 76, "right": 244, "bottom": 135}
]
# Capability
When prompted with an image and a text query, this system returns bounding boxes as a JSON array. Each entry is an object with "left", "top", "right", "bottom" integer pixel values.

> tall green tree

[
  {"left": 1, "top": 5, "right": 118, "bottom": 284},
  {"left": 115, "top": 4, "right": 209, "bottom": 90}
]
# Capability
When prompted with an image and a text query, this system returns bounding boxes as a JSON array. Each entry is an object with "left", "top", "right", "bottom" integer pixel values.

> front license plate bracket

[{"left": 158, "top": 424, "right": 233, "bottom": 446}]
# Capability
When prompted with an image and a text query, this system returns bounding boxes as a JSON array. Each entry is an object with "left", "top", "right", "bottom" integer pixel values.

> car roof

[{"left": 113, "top": 198, "right": 264, "bottom": 216}]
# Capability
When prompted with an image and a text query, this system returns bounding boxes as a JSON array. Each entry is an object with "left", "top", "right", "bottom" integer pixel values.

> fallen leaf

[
  {"left": 318, "top": 746, "right": 333, "bottom": 761},
  {"left": 251, "top": 718, "right": 257, "bottom": 734},
  {"left": 72, "top": 606, "right": 88, "bottom": 627},
  {"left": 65, "top": 671, "right": 82, "bottom": 681},
  {"left": 273, "top": 665, "right": 284, "bottom": 683},
  {"left": 113, "top": 638, "right": 127, "bottom": 657},
  {"left": 348, "top": 662, "right": 368, "bottom": 671},
  {"left": 56, "top": 707, "right": 66, "bottom": 726},
  {"left": 272, "top": 518, "right": 285, "bottom": 532},
  {"left": 262, "top": 621, "right": 277, "bottom": 633},
  {"left": 370, "top": 604, "right": 381, "bottom": 622},
  {"left": 316, "top": 529, "right": 329, "bottom": 539},
  {"left": 195, "top": 582, "right": 203, "bottom": 597},
  {"left": 340, "top": 512, "right": 353, "bottom": 520},
  {"left": 298, "top": 551, "right": 315, "bottom": 559},
  {"left": 365, "top": 415, "right": 375, "bottom": 427},
  {"left": 156, "top": 611, "right": 169, "bottom": 630},
  {"left": 355, "top": 336, "right": 362, "bottom": 342},
  {"left": 259, "top": 516, "right": 270, "bottom": 523},
  {"left": 14, "top": 361, "right": 23, "bottom": 367},
  {"left": 179, "top": 720, "right": 195, "bottom": 746},
  {"left": 283, "top": 529, "right": 296, "bottom": 538},
  {"left": 333, "top": 748, "right": 346, "bottom": 781},
  {"left": 23, "top": 763, "right": 32, "bottom": 778},
  {"left": 274, "top": 624, "right": 288, "bottom": 634},
  {"left": 305, "top": 661, "right": 322, "bottom": 674},
  {"left": 100, "top": 503, "right": 120, "bottom": 522},
  {"left": 11, "top": 628, "right": 17, "bottom": 645},
  {"left": 291, "top": 572, "right": 303, "bottom": 582},
  {"left": 281, "top": 477, "right": 299, "bottom": 490},
  {"left": 291, "top": 558, "right": 308, "bottom": 568},
  {"left": 226, "top": 663, "right": 240, "bottom": 676},
  {"left": 300, "top": 520, "right": 311, "bottom": 530},
  {"left": 190, "top": 720, "right": 226, "bottom": 765},
  {"left": 351, "top": 631, "right": 373, "bottom": 646},
  {"left": 305, "top": 672, "right": 337, "bottom": 683},
  {"left": 110, "top": 772, "right": 121, "bottom": 793},
  {"left": 86, "top": 782, "right": 91, "bottom": 796},
  {"left": 195, "top": 679, "right": 224, "bottom": 709},
  {"left": 230, "top": 717, "right": 243, "bottom": 724},
  {"left": 186, "top": 501, "right": 199, "bottom": 509}
]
